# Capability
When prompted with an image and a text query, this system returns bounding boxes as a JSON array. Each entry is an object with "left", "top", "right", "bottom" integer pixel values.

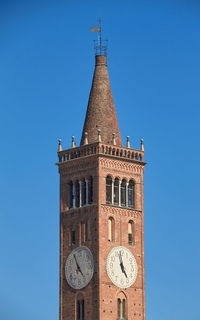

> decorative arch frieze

[
  {"left": 99, "top": 158, "right": 144, "bottom": 174},
  {"left": 101, "top": 204, "right": 142, "bottom": 219}
]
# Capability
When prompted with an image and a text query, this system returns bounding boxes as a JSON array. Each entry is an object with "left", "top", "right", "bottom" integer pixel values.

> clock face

[
  {"left": 65, "top": 246, "right": 94, "bottom": 290},
  {"left": 106, "top": 246, "right": 138, "bottom": 289}
]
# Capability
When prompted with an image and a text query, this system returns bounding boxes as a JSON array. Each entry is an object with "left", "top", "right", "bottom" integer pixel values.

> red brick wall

[{"left": 58, "top": 153, "right": 145, "bottom": 320}]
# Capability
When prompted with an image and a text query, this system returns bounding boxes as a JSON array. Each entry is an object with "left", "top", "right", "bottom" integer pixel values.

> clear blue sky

[{"left": 0, "top": 1, "right": 200, "bottom": 319}]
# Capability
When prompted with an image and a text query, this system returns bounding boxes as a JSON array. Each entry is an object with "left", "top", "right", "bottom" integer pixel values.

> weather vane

[{"left": 90, "top": 18, "right": 107, "bottom": 56}]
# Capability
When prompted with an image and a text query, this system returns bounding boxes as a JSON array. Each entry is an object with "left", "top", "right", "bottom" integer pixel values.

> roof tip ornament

[
  {"left": 84, "top": 132, "right": 88, "bottom": 145},
  {"left": 97, "top": 128, "right": 101, "bottom": 142},
  {"left": 71, "top": 136, "right": 75, "bottom": 148},
  {"left": 90, "top": 18, "right": 108, "bottom": 56},
  {"left": 58, "top": 139, "right": 62, "bottom": 152},
  {"left": 126, "top": 136, "right": 130, "bottom": 148},
  {"left": 112, "top": 133, "right": 116, "bottom": 145},
  {"left": 140, "top": 138, "right": 144, "bottom": 151}
]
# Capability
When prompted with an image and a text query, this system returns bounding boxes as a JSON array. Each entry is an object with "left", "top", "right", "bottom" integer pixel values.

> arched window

[
  {"left": 114, "top": 178, "right": 119, "bottom": 205},
  {"left": 71, "top": 224, "right": 76, "bottom": 245},
  {"left": 128, "top": 220, "right": 134, "bottom": 245},
  {"left": 128, "top": 180, "right": 135, "bottom": 208},
  {"left": 121, "top": 179, "right": 127, "bottom": 207},
  {"left": 117, "top": 292, "right": 127, "bottom": 320},
  {"left": 81, "top": 179, "right": 86, "bottom": 206},
  {"left": 106, "top": 176, "right": 112, "bottom": 204},
  {"left": 77, "top": 294, "right": 84, "bottom": 320},
  {"left": 68, "top": 181, "right": 73, "bottom": 209},
  {"left": 75, "top": 180, "right": 80, "bottom": 207},
  {"left": 88, "top": 176, "right": 93, "bottom": 204},
  {"left": 108, "top": 217, "right": 115, "bottom": 242}
]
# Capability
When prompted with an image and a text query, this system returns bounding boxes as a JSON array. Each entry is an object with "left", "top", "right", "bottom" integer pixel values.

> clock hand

[
  {"left": 119, "top": 251, "right": 122, "bottom": 263},
  {"left": 73, "top": 254, "right": 84, "bottom": 276},
  {"left": 119, "top": 252, "right": 124, "bottom": 272},
  {"left": 73, "top": 254, "right": 79, "bottom": 273},
  {"left": 119, "top": 251, "right": 128, "bottom": 278},
  {"left": 123, "top": 269, "right": 128, "bottom": 278}
]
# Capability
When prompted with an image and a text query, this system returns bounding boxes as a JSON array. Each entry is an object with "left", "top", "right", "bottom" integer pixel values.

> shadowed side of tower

[{"left": 80, "top": 55, "right": 122, "bottom": 146}]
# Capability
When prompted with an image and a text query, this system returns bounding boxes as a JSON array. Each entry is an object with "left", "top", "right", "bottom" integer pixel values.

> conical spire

[{"left": 80, "top": 55, "right": 122, "bottom": 146}]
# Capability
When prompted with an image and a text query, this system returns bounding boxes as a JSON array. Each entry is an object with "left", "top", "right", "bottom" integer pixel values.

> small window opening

[
  {"left": 71, "top": 224, "right": 76, "bottom": 245},
  {"left": 117, "top": 298, "right": 126, "bottom": 320},
  {"left": 128, "top": 220, "right": 134, "bottom": 245},
  {"left": 108, "top": 217, "right": 115, "bottom": 242},
  {"left": 85, "top": 220, "right": 90, "bottom": 241},
  {"left": 77, "top": 299, "right": 84, "bottom": 320},
  {"left": 81, "top": 222, "right": 85, "bottom": 243}
]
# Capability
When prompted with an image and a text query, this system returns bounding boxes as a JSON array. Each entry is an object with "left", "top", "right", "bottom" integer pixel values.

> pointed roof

[{"left": 80, "top": 55, "right": 122, "bottom": 146}]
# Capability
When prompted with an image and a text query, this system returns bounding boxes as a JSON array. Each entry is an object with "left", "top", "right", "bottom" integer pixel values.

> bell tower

[{"left": 57, "top": 35, "right": 146, "bottom": 320}]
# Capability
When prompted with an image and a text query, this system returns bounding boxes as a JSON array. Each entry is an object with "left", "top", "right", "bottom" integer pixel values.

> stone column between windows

[
  {"left": 86, "top": 179, "right": 89, "bottom": 205},
  {"left": 111, "top": 179, "right": 114, "bottom": 204},
  {"left": 119, "top": 180, "right": 122, "bottom": 206},
  {"left": 126, "top": 182, "right": 129, "bottom": 207},
  {"left": 73, "top": 182, "right": 75, "bottom": 208},
  {"left": 79, "top": 181, "right": 82, "bottom": 207}
]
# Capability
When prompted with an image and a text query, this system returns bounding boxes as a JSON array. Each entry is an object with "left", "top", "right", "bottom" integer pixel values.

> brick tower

[{"left": 57, "top": 42, "right": 146, "bottom": 320}]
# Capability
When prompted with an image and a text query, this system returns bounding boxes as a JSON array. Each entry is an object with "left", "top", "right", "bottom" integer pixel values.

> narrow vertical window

[
  {"left": 121, "top": 179, "right": 127, "bottom": 207},
  {"left": 68, "top": 181, "right": 73, "bottom": 209},
  {"left": 117, "top": 293, "right": 127, "bottom": 320},
  {"left": 81, "top": 222, "right": 85, "bottom": 243},
  {"left": 71, "top": 224, "right": 76, "bottom": 245},
  {"left": 122, "top": 299, "right": 126, "bottom": 319},
  {"left": 81, "top": 300, "right": 84, "bottom": 320},
  {"left": 88, "top": 176, "right": 93, "bottom": 204},
  {"left": 128, "top": 179, "right": 135, "bottom": 208},
  {"left": 106, "top": 176, "right": 112, "bottom": 204},
  {"left": 85, "top": 220, "right": 90, "bottom": 241},
  {"left": 108, "top": 217, "right": 115, "bottom": 242},
  {"left": 118, "top": 299, "right": 121, "bottom": 319},
  {"left": 77, "top": 300, "right": 80, "bottom": 320},
  {"left": 77, "top": 298, "right": 84, "bottom": 320},
  {"left": 114, "top": 178, "right": 119, "bottom": 205},
  {"left": 75, "top": 181, "right": 80, "bottom": 207},
  {"left": 81, "top": 179, "right": 86, "bottom": 206},
  {"left": 128, "top": 220, "right": 134, "bottom": 245}
]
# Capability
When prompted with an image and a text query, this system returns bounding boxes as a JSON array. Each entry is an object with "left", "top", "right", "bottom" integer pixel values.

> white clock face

[
  {"left": 65, "top": 246, "right": 94, "bottom": 290},
  {"left": 106, "top": 246, "right": 138, "bottom": 289}
]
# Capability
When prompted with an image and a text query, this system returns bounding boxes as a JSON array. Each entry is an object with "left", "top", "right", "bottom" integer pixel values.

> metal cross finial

[
  {"left": 99, "top": 17, "right": 102, "bottom": 54},
  {"left": 90, "top": 18, "right": 107, "bottom": 56}
]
